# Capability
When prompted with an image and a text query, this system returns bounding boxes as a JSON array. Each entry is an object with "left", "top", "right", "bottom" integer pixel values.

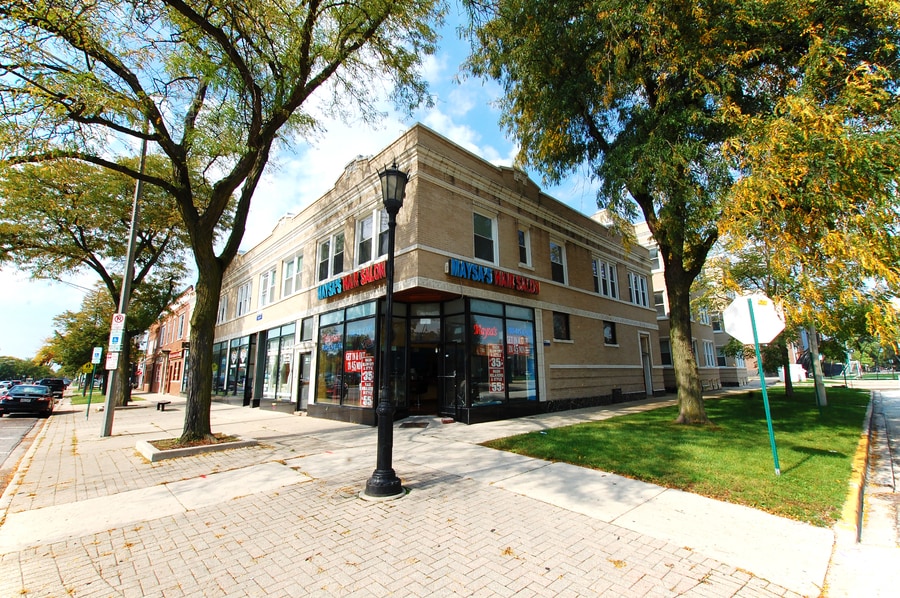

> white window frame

[
  {"left": 356, "top": 213, "right": 375, "bottom": 266},
  {"left": 355, "top": 210, "right": 389, "bottom": 266},
  {"left": 660, "top": 338, "right": 672, "bottom": 365},
  {"left": 282, "top": 253, "right": 303, "bottom": 298},
  {"left": 593, "top": 258, "right": 619, "bottom": 298},
  {"left": 517, "top": 228, "right": 532, "bottom": 266},
  {"left": 628, "top": 271, "right": 649, "bottom": 307},
  {"left": 216, "top": 296, "right": 228, "bottom": 324},
  {"left": 654, "top": 291, "right": 666, "bottom": 317},
  {"left": 704, "top": 340, "right": 716, "bottom": 367},
  {"left": 698, "top": 307, "right": 711, "bottom": 326},
  {"left": 649, "top": 246, "right": 663, "bottom": 271},
  {"left": 236, "top": 281, "right": 252, "bottom": 317},
  {"left": 473, "top": 211, "right": 498, "bottom": 264},
  {"left": 259, "top": 267, "right": 277, "bottom": 308},
  {"left": 318, "top": 231, "right": 345, "bottom": 282},
  {"left": 549, "top": 240, "right": 567, "bottom": 285},
  {"left": 177, "top": 314, "right": 185, "bottom": 339}
]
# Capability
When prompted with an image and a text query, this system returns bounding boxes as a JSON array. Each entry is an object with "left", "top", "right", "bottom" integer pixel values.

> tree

[
  {"left": 0, "top": 158, "right": 190, "bottom": 405},
  {"left": 0, "top": 0, "right": 443, "bottom": 441},
  {"left": 464, "top": 0, "right": 899, "bottom": 423},
  {"left": 0, "top": 356, "right": 51, "bottom": 382},
  {"left": 43, "top": 280, "right": 179, "bottom": 394},
  {"left": 719, "top": 1, "right": 900, "bottom": 399}
]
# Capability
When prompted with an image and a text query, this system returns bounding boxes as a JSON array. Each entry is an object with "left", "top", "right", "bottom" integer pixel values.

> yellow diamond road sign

[{"left": 723, "top": 294, "right": 785, "bottom": 345}]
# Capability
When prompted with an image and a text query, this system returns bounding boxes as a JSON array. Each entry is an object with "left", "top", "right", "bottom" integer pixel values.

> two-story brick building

[
  {"left": 141, "top": 286, "right": 195, "bottom": 396},
  {"left": 211, "top": 124, "right": 664, "bottom": 424}
]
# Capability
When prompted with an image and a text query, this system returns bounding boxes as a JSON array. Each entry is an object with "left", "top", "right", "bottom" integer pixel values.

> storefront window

[
  {"left": 263, "top": 324, "right": 295, "bottom": 401},
  {"left": 212, "top": 341, "right": 228, "bottom": 394},
  {"left": 506, "top": 318, "right": 537, "bottom": 401},
  {"left": 470, "top": 313, "right": 505, "bottom": 406},
  {"left": 343, "top": 317, "right": 376, "bottom": 407},
  {"left": 316, "top": 314, "right": 345, "bottom": 404},
  {"left": 316, "top": 302, "right": 382, "bottom": 408},
  {"left": 227, "top": 336, "right": 252, "bottom": 396}
]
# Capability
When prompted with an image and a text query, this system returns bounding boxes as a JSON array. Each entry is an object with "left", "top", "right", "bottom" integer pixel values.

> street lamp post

[{"left": 364, "top": 162, "right": 408, "bottom": 500}]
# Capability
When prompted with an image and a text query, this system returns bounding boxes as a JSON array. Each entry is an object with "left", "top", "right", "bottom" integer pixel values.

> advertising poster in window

[
  {"left": 488, "top": 344, "right": 505, "bottom": 393},
  {"left": 359, "top": 356, "right": 375, "bottom": 407}
]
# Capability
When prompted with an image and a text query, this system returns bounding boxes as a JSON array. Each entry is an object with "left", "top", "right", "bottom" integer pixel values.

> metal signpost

[
  {"left": 101, "top": 312, "right": 127, "bottom": 436},
  {"left": 85, "top": 346, "right": 103, "bottom": 419},
  {"left": 723, "top": 294, "right": 786, "bottom": 476}
]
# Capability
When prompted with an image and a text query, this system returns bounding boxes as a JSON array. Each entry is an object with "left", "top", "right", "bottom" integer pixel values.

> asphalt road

[{"left": 0, "top": 416, "right": 39, "bottom": 495}]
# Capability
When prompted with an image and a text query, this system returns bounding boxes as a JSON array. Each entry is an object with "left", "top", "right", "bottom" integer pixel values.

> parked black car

[
  {"left": 36, "top": 378, "right": 67, "bottom": 398},
  {"left": 0, "top": 384, "right": 55, "bottom": 418}
]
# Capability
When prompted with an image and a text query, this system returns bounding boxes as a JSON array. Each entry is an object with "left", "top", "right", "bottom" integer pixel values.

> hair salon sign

[
  {"left": 318, "top": 261, "right": 387, "bottom": 300},
  {"left": 446, "top": 258, "right": 540, "bottom": 295}
]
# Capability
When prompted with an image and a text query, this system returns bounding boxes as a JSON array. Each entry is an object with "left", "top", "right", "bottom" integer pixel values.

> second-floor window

[
  {"left": 518, "top": 228, "right": 531, "bottom": 266},
  {"left": 649, "top": 246, "right": 663, "bottom": 270},
  {"left": 704, "top": 341, "right": 716, "bottom": 367},
  {"left": 654, "top": 292, "right": 666, "bottom": 317},
  {"left": 236, "top": 281, "right": 252, "bottom": 317},
  {"left": 593, "top": 259, "right": 618, "bottom": 298},
  {"left": 473, "top": 212, "right": 496, "bottom": 263},
  {"left": 282, "top": 254, "right": 302, "bottom": 298},
  {"left": 628, "top": 272, "right": 649, "bottom": 307},
  {"left": 259, "top": 268, "right": 277, "bottom": 307},
  {"left": 697, "top": 307, "right": 710, "bottom": 325},
  {"left": 216, "top": 296, "right": 228, "bottom": 324},
  {"left": 318, "top": 232, "right": 345, "bottom": 281},
  {"left": 356, "top": 209, "right": 389, "bottom": 265},
  {"left": 177, "top": 314, "right": 185, "bottom": 339},
  {"left": 550, "top": 241, "right": 567, "bottom": 284}
]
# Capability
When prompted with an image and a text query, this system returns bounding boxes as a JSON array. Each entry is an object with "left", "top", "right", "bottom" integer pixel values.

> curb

[
  {"left": 135, "top": 437, "right": 259, "bottom": 462},
  {"left": 835, "top": 391, "right": 877, "bottom": 542},
  {"left": 0, "top": 415, "right": 52, "bottom": 523}
]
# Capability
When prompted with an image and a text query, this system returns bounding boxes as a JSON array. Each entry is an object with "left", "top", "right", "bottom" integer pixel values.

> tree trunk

[
  {"left": 666, "top": 266, "right": 709, "bottom": 424},
  {"left": 181, "top": 260, "right": 224, "bottom": 443},
  {"left": 807, "top": 323, "right": 828, "bottom": 407},
  {"left": 112, "top": 337, "right": 134, "bottom": 407},
  {"left": 779, "top": 337, "right": 794, "bottom": 398}
]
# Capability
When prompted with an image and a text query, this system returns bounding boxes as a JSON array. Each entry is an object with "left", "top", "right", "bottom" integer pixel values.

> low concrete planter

[{"left": 136, "top": 437, "right": 258, "bottom": 462}]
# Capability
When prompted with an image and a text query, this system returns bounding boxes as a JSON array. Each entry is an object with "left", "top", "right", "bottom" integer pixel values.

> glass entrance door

[
  {"left": 440, "top": 314, "right": 467, "bottom": 416},
  {"left": 297, "top": 352, "right": 311, "bottom": 410}
]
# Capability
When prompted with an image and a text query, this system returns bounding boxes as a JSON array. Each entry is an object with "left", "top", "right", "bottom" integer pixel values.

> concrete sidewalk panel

[
  {"left": 291, "top": 446, "right": 375, "bottom": 478},
  {"left": 0, "top": 462, "right": 310, "bottom": 554},
  {"left": 400, "top": 442, "right": 552, "bottom": 483},
  {"left": 167, "top": 462, "right": 310, "bottom": 510},
  {"left": 0, "top": 484, "right": 178, "bottom": 553},
  {"left": 494, "top": 461, "right": 668, "bottom": 520},
  {"left": 616, "top": 487, "right": 834, "bottom": 597}
]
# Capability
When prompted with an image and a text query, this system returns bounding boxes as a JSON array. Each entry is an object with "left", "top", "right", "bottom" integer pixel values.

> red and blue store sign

[
  {"left": 447, "top": 258, "right": 540, "bottom": 295},
  {"left": 318, "top": 261, "right": 387, "bottom": 300}
]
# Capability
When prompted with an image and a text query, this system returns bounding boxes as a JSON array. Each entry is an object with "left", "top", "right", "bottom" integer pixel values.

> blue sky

[{"left": 0, "top": 12, "right": 602, "bottom": 362}]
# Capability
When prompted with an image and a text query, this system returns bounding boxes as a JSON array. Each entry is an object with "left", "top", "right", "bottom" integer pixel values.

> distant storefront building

[
  {"left": 143, "top": 286, "right": 194, "bottom": 396},
  {"left": 212, "top": 124, "right": 663, "bottom": 424}
]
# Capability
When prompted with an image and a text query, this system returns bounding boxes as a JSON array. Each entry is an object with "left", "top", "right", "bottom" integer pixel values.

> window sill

[{"left": 552, "top": 338, "right": 574, "bottom": 344}]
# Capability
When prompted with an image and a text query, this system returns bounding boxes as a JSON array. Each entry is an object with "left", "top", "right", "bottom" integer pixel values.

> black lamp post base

[{"left": 362, "top": 470, "right": 404, "bottom": 501}]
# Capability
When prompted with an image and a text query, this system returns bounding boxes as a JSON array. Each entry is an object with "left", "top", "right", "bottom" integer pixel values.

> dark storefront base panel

[{"left": 308, "top": 403, "right": 376, "bottom": 426}]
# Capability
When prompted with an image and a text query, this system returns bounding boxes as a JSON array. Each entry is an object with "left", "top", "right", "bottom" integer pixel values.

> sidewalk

[{"left": 0, "top": 384, "right": 894, "bottom": 597}]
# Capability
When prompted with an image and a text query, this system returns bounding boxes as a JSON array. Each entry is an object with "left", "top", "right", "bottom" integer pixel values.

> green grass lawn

[
  {"left": 68, "top": 393, "right": 143, "bottom": 405},
  {"left": 483, "top": 387, "right": 870, "bottom": 527}
]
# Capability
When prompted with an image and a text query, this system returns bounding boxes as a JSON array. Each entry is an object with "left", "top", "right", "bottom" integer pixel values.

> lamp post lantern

[{"left": 364, "top": 162, "right": 407, "bottom": 499}]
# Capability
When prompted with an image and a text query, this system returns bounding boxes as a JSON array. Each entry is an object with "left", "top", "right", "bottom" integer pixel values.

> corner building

[{"left": 213, "top": 125, "right": 663, "bottom": 425}]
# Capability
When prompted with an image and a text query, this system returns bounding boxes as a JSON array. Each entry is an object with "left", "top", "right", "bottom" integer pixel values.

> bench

[{"left": 156, "top": 401, "right": 172, "bottom": 411}]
